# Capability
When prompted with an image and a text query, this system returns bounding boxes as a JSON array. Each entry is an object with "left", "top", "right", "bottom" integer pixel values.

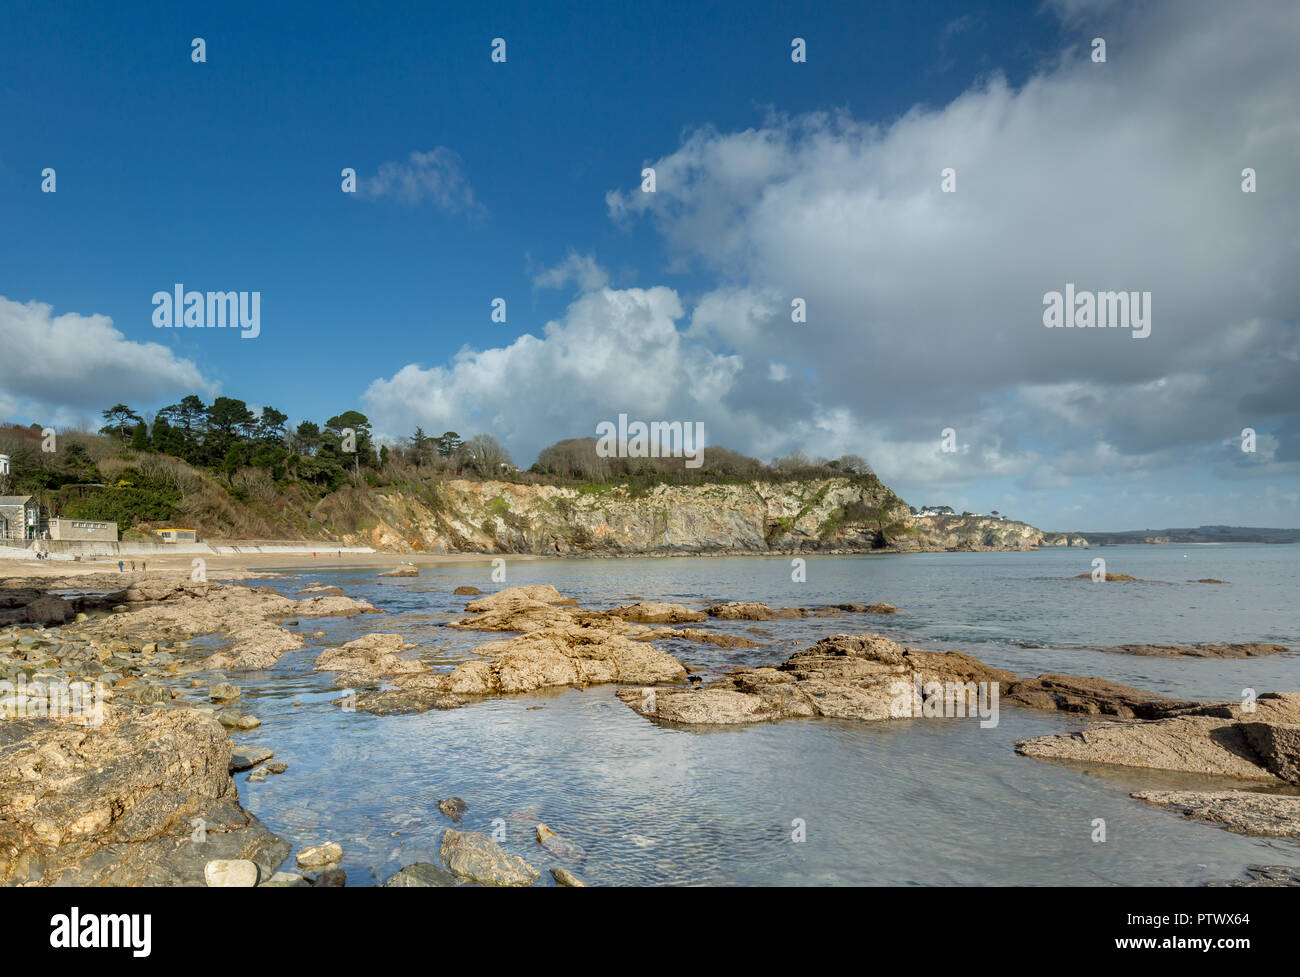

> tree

[
  {"left": 130, "top": 421, "right": 150, "bottom": 451},
  {"left": 99, "top": 404, "right": 142, "bottom": 441},
  {"left": 436, "top": 431, "right": 462, "bottom": 459},
  {"left": 458, "top": 434, "right": 512, "bottom": 477},
  {"left": 255, "top": 406, "right": 288, "bottom": 443},
  {"left": 292, "top": 421, "right": 322, "bottom": 456},
  {"left": 206, "top": 397, "right": 255, "bottom": 458},
  {"left": 409, "top": 427, "right": 434, "bottom": 466}
]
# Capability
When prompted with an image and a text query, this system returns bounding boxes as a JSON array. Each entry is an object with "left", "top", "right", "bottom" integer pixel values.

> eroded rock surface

[
  {"left": 0, "top": 702, "right": 287, "bottom": 885},
  {"left": 1132, "top": 790, "right": 1300, "bottom": 838}
]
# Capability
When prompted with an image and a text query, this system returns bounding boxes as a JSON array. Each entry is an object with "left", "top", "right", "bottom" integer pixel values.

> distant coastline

[{"left": 1065, "top": 526, "right": 1300, "bottom": 545}]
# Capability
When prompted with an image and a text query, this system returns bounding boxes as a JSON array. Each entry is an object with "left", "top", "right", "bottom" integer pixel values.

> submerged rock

[
  {"left": 437, "top": 797, "right": 468, "bottom": 822},
  {"left": 1096, "top": 642, "right": 1290, "bottom": 658},
  {"left": 439, "top": 829, "right": 538, "bottom": 886},
  {"left": 384, "top": 862, "right": 458, "bottom": 887},
  {"left": 551, "top": 867, "right": 586, "bottom": 887},
  {"left": 452, "top": 586, "right": 483, "bottom": 596},
  {"left": 379, "top": 565, "right": 418, "bottom": 578},
  {"left": 296, "top": 841, "right": 344, "bottom": 869}
]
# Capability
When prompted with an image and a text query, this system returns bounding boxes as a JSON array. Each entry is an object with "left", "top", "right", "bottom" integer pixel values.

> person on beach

[{"left": 118, "top": 560, "right": 123, "bottom": 572}]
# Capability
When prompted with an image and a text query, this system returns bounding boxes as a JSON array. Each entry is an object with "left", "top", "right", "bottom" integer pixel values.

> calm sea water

[{"left": 216, "top": 544, "right": 1300, "bottom": 885}]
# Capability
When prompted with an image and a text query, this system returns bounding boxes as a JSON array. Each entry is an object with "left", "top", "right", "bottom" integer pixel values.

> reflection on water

[{"left": 216, "top": 545, "right": 1299, "bottom": 885}]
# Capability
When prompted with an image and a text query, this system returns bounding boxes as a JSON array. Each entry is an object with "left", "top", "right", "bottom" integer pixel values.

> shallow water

[{"left": 213, "top": 544, "right": 1300, "bottom": 885}]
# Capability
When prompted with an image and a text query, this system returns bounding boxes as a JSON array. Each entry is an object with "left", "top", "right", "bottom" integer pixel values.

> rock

[
  {"left": 1004, "top": 674, "right": 1192, "bottom": 719},
  {"left": 314, "top": 633, "right": 425, "bottom": 686},
  {"left": 311, "top": 867, "right": 347, "bottom": 886},
  {"left": 25, "top": 597, "right": 69, "bottom": 625},
  {"left": 379, "top": 565, "right": 418, "bottom": 578},
  {"left": 607, "top": 602, "right": 707, "bottom": 624},
  {"left": 464, "top": 585, "right": 576, "bottom": 612},
  {"left": 1239, "top": 722, "right": 1300, "bottom": 784},
  {"left": 437, "top": 797, "right": 468, "bottom": 822},
  {"left": 246, "top": 766, "right": 268, "bottom": 783},
  {"left": 383, "top": 862, "right": 458, "bottom": 886},
  {"left": 705, "top": 601, "right": 803, "bottom": 620},
  {"left": 1016, "top": 715, "right": 1276, "bottom": 779},
  {"left": 294, "top": 585, "right": 345, "bottom": 596},
  {"left": 229, "top": 746, "right": 273, "bottom": 772},
  {"left": 1132, "top": 790, "right": 1300, "bottom": 837},
  {"left": 1095, "top": 643, "right": 1290, "bottom": 658},
  {"left": 1074, "top": 572, "right": 1142, "bottom": 581},
  {"left": 1210, "top": 865, "right": 1300, "bottom": 887},
  {"left": 620, "top": 632, "right": 1013, "bottom": 726},
  {"left": 536, "top": 822, "right": 585, "bottom": 861},
  {"left": 551, "top": 867, "right": 586, "bottom": 887},
  {"left": 296, "top": 841, "right": 344, "bottom": 869},
  {"left": 235, "top": 715, "right": 261, "bottom": 730},
  {"left": 209, "top": 683, "right": 241, "bottom": 702},
  {"left": 204, "top": 858, "right": 259, "bottom": 887},
  {"left": 439, "top": 829, "right": 538, "bottom": 886},
  {"left": 0, "top": 702, "right": 288, "bottom": 885},
  {"left": 265, "top": 761, "right": 288, "bottom": 775},
  {"left": 261, "top": 871, "right": 310, "bottom": 887},
  {"left": 452, "top": 586, "right": 483, "bottom": 596}
]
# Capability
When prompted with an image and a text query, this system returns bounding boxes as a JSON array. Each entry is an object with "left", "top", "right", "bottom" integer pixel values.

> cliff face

[
  {"left": 322, "top": 478, "right": 1085, "bottom": 555},
  {"left": 902, "top": 515, "right": 1088, "bottom": 552}
]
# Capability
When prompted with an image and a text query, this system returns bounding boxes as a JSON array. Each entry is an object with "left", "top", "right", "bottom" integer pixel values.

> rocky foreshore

[{"left": 2, "top": 574, "right": 1297, "bottom": 885}]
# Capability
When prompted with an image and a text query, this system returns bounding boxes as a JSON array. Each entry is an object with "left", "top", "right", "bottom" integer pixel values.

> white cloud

[
  {"left": 359, "top": 148, "right": 481, "bottom": 213},
  {"left": 532, "top": 251, "right": 610, "bottom": 292},
  {"left": 0, "top": 296, "right": 216, "bottom": 428},
  {"left": 363, "top": 0, "right": 1300, "bottom": 526}
]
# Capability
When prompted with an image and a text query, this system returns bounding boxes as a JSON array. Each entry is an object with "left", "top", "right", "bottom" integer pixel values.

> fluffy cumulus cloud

[
  {"left": 364, "top": 0, "right": 1300, "bottom": 527},
  {"left": 359, "top": 148, "right": 481, "bottom": 213},
  {"left": 532, "top": 251, "right": 611, "bottom": 292},
  {"left": 0, "top": 296, "right": 216, "bottom": 429}
]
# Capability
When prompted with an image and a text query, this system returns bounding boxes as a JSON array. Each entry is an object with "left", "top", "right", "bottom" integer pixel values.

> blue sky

[{"left": 2, "top": 0, "right": 1298, "bottom": 531}]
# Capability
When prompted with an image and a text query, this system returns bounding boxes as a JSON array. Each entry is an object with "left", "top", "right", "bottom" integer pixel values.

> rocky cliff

[{"left": 319, "top": 478, "right": 1085, "bottom": 554}]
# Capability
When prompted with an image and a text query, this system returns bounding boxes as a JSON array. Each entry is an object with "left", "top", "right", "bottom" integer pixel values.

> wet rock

[
  {"left": 1132, "top": 790, "right": 1300, "bottom": 837},
  {"left": 204, "top": 858, "right": 259, "bottom": 887},
  {"left": 1074, "top": 572, "right": 1142, "bottom": 581},
  {"left": 437, "top": 797, "right": 468, "bottom": 822},
  {"left": 1210, "top": 865, "right": 1300, "bottom": 886},
  {"left": 294, "top": 585, "right": 345, "bottom": 596},
  {"left": 607, "top": 602, "right": 707, "bottom": 624},
  {"left": 310, "top": 867, "right": 347, "bottom": 886},
  {"left": 1004, "top": 674, "right": 1192, "bottom": 719},
  {"left": 383, "top": 862, "right": 458, "bottom": 886},
  {"left": 536, "top": 822, "right": 585, "bottom": 861},
  {"left": 261, "top": 870, "right": 310, "bottom": 887},
  {"left": 265, "top": 761, "right": 288, "bottom": 775},
  {"left": 379, "top": 565, "right": 418, "bottom": 578},
  {"left": 296, "top": 841, "right": 343, "bottom": 868},
  {"left": 551, "top": 867, "right": 586, "bottom": 887},
  {"left": 439, "top": 829, "right": 538, "bottom": 886},
  {"left": 25, "top": 597, "right": 69, "bottom": 625},
  {"left": 229, "top": 746, "right": 273, "bottom": 772},
  {"left": 209, "top": 682, "right": 241, "bottom": 702},
  {"left": 452, "top": 586, "right": 483, "bottom": 596},
  {"left": 1096, "top": 643, "right": 1290, "bottom": 658}
]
